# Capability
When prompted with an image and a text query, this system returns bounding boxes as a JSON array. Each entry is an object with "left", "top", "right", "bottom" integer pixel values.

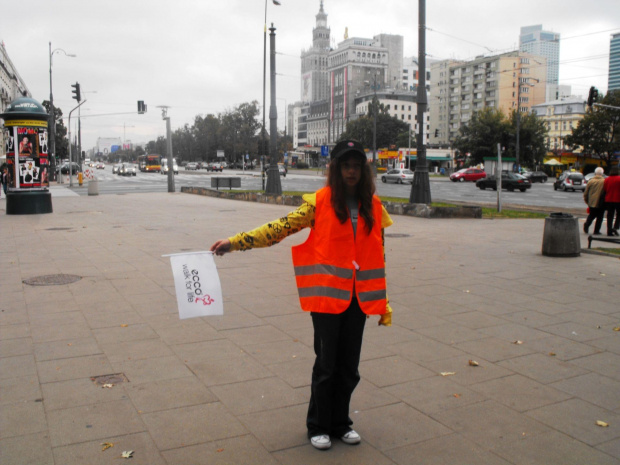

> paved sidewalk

[{"left": 1, "top": 191, "right": 619, "bottom": 465}]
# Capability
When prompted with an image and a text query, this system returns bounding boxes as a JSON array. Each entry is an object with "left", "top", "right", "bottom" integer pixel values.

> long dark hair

[{"left": 326, "top": 154, "right": 376, "bottom": 234}]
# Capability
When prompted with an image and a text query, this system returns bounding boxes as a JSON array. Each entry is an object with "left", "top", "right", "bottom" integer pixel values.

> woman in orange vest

[{"left": 210, "top": 140, "right": 393, "bottom": 450}]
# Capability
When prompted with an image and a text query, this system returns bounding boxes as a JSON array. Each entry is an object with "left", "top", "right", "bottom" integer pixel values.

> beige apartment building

[
  {"left": 430, "top": 51, "right": 547, "bottom": 145},
  {"left": 531, "top": 97, "right": 586, "bottom": 153}
]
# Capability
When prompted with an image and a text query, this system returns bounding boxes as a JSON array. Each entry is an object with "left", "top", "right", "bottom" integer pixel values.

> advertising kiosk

[{"left": 1, "top": 97, "right": 53, "bottom": 214}]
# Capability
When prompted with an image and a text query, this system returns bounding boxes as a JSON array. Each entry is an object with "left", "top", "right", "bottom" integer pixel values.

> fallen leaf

[
  {"left": 549, "top": 352, "right": 556, "bottom": 356},
  {"left": 67, "top": 343, "right": 73, "bottom": 346},
  {"left": 102, "top": 383, "right": 115, "bottom": 389},
  {"left": 120, "top": 324, "right": 128, "bottom": 328},
  {"left": 513, "top": 340, "right": 524, "bottom": 345},
  {"left": 596, "top": 421, "right": 609, "bottom": 427},
  {"left": 121, "top": 450, "right": 134, "bottom": 459},
  {"left": 613, "top": 327, "right": 620, "bottom": 332},
  {"left": 599, "top": 273, "right": 606, "bottom": 276},
  {"left": 101, "top": 442, "right": 114, "bottom": 451},
  {"left": 440, "top": 372, "right": 456, "bottom": 376},
  {"left": 468, "top": 360, "right": 479, "bottom": 367},
  {"left": 463, "top": 290, "right": 470, "bottom": 293},
  {"left": 217, "top": 448, "right": 225, "bottom": 453},
  {"left": 453, "top": 393, "right": 461, "bottom": 398}
]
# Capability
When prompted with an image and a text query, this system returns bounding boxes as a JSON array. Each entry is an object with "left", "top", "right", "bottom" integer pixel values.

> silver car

[
  {"left": 381, "top": 168, "right": 414, "bottom": 184},
  {"left": 119, "top": 163, "right": 137, "bottom": 176}
]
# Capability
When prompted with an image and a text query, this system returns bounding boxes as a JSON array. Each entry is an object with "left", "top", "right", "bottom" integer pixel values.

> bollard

[
  {"left": 541, "top": 212, "right": 581, "bottom": 257},
  {"left": 78, "top": 172, "right": 83, "bottom": 186},
  {"left": 87, "top": 179, "right": 99, "bottom": 196}
]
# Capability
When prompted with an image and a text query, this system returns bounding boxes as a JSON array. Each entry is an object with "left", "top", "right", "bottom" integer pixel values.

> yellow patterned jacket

[{"left": 228, "top": 193, "right": 394, "bottom": 326}]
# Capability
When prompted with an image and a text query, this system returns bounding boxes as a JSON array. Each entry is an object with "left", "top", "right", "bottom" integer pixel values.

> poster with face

[{"left": 6, "top": 125, "right": 49, "bottom": 189}]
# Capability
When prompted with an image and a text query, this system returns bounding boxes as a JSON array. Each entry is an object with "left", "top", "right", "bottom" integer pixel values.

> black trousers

[
  {"left": 606, "top": 203, "right": 620, "bottom": 234},
  {"left": 584, "top": 207, "right": 605, "bottom": 233},
  {"left": 307, "top": 298, "right": 367, "bottom": 438}
]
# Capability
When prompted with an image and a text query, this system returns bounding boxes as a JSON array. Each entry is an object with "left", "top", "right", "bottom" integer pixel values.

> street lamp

[
  {"left": 48, "top": 42, "right": 76, "bottom": 181},
  {"left": 262, "top": 0, "right": 281, "bottom": 173}
]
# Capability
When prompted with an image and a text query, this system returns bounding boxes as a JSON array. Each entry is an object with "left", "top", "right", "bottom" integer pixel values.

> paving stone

[
  {"left": 384, "top": 375, "right": 486, "bottom": 415},
  {"left": 596, "top": 438, "right": 620, "bottom": 461},
  {"left": 92, "top": 323, "right": 159, "bottom": 345},
  {"left": 0, "top": 401, "right": 47, "bottom": 439},
  {"left": 47, "top": 399, "right": 145, "bottom": 447},
  {"left": 526, "top": 334, "right": 602, "bottom": 361},
  {"left": 141, "top": 402, "right": 247, "bottom": 450},
  {"left": 0, "top": 323, "right": 30, "bottom": 340},
  {"left": 172, "top": 338, "right": 245, "bottom": 364},
  {"left": 415, "top": 323, "right": 485, "bottom": 345},
  {"left": 385, "top": 433, "right": 512, "bottom": 465},
  {"left": 0, "top": 354, "right": 37, "bottom": 379},
  {"left": 210, "top": 377, "right": 308, "bottom": 415},
  {"left": 492, "top": 430, "right": 620, "bottom": 465},
  {"left": 540, "top": 321, "right": 611, "bottom": 343},
  {"left": 551, "top": 373, "right": 620, "bottom": 410},
  {"left": 272, "top": 441, "right": 396, "bottom": 465},
  {"left": 360, "top": 355, "right": 435, "bottom": 387},
  {"left": 357, "top": 402, "right": 451, "bottom": 451},
  {"left": 568, "top": 351, "right": 620, "bottom": 381},
  {"left": 162, "top": 435, "right": 280, "bottom": 465},
  {"left": 387, "top": 336, "right": 468, "bottom": 363},
  {"left": 52, "top": 431, "right": 166, "bottom": 465},
  {"left": 99, "top": 338, "right": 173, "bottom": 363},
  {"left": 0, "top": 432, "right": 54, "bottom": 465},
  {"left": 37, "top": 354, "right": 113, "bottom": 384},
  {"left": 30, "top": 322, "right": 93, "bottom": 344},
  {"left": 245, "top": 339, "right": 315, "bottom": 366},
  {"left": 125, "top": 376, "right": 217, "bottom": 413},
  {"left": 430, "top": 400, "right": 552, "bottom": 451},
  {"left": 500, "top": 309, "right": 569, "bottom": 328},
  {"left": 34, "top": 337, "right": 102, "bottom": 362},
  {"left": 417, "top": 354, "right": 514, "bottom": 386},
  {"left": 526, "top": 398, "right": 620, "bottom": 446},
  {"left": 238, "top": 404, "right": 308, "bottom": 451},
  {"left": 0, "top": 375, "right": 42, "bottom": 405},
  {"left": 479, "top": 322, "right": 551, "bottom": 343},
  {"left": 469, "top": 373, "right": 572, "bottom": 412},
  {"left": 454, "top": 335, "right": 537, "bottom": 362},
  {"left": 111, "top": 355, "right": 192, "bottom": 385},
  {"left": 189, "top": 354, "right": 274, "bottom": 386},
  {"left": 497, "top": 352, "right": 589, "bottom": 384},
  {"left": 221, "top": 324, "right": 291, "bottom": 347},
  {"left": 41, "top": 377, "right": 127, "bottom": 411},
  {"left": 83, "top": 310, "right": 145, "bottom": 329}
]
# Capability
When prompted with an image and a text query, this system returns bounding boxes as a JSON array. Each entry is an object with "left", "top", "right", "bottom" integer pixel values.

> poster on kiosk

[{"left": 5, "top": 125, "right": 50, "bottom": 190}]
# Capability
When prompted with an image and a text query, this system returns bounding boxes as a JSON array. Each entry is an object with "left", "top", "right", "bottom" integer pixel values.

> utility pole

[
  {"left": 265, "top": 23, "right": 282, "bottom": 195},
  {"left": 160, "top": 106, "right": 174, "bottom": 193},
  {"left": 409, "top": 0, "right": 431, "bottom": 204}
]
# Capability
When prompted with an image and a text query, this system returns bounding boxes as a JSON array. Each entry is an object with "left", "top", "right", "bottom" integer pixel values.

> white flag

[{"left": 165, "top": 251, "right": 223, "bottom": 319}]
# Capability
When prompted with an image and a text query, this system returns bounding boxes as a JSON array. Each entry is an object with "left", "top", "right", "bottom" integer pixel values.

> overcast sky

[{"left": 3, "top": 0, "right": 618, "bottom": 151}]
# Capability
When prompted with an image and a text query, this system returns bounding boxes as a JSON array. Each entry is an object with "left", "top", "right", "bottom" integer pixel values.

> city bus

[{"left": 137, "top": 154, "right": 162, "bottom": 172}]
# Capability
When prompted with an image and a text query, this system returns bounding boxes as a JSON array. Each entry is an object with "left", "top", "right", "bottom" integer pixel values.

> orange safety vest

[{"left": 291, "top": 187, "right": 386, "bottom": 315}]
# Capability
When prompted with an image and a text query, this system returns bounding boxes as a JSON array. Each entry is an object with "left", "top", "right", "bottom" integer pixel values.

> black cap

[{"left": 330, "top": 140, "right": 367, "bottom": 161}]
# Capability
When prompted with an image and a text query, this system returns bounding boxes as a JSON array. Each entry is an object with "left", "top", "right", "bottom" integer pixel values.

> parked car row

[{"left": 476, "top": 171, "right": 532, "bottom": 192}]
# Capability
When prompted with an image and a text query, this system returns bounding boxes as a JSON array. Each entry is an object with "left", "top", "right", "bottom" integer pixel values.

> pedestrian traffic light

[
  {"left": 71, "top": 82, "right": 81, "bottom": 102},
  {"left": 137, "top": 100, "right": 147, "bottom": 114},
  {"left": 587, "top": 86, "right": 598, "bottom": 107}
]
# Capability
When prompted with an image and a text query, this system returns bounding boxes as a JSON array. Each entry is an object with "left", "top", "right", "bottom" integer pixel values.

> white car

[
  {"left": 161, "top": 160, "right": 179, "bottom": 175},
  {"left": 381, "top": 169, "right": 414, "bottom": 184},
  {"left": 112, "top": 164, "right": 121, "bottom": 174}
]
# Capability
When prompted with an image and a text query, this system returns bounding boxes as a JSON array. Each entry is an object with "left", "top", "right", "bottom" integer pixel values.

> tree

[
  {"left": 339, "top": 108, "right": 410, "bottom": 152},
  {"left": 41, "top": 100, "right": 69, "bottom": 160},
  {"left": 509, "top": 110, "right": 548, "bottom": 167},
  {"left": 564, "top": 89, "right": 620, "bottom": 172}
]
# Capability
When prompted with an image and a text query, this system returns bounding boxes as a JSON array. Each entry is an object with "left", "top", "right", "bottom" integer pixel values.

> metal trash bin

[
  {"left": 88, "top": 179, "right": 99, "bottom": 196},
  {"left": 541, "top": 212, "right": 580, "bottom": 257}
]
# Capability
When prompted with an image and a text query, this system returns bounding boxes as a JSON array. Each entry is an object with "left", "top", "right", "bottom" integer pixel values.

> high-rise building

[
  {"left": 519, "top": 25, "right": 559, "bottom": 85},
  {"left": 300, "top": 1, "right": 331, "bottom": 103},
  {"left": 609, "top": 33, "right": 620, "bottom": 91},
  {"left": 430, "top": 51, "right": 547, "bottom": 145}
]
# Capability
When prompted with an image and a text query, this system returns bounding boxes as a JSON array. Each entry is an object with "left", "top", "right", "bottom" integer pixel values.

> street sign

[
  {"left": 321, "top": 145, "right": 329, "bottom": 157},
  {"left": 217, "top": 150, "right": 224, "bottom": 158}
]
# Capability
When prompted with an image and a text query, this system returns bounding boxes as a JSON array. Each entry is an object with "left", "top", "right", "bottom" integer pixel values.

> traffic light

[
  {"left": 587, "top": 86, "right": 598, "bottom": 107},
  {"left": 137, "top": 100, "right": 147, "bottom": 114},
  {"left": 71, "top": 82, "right": 81, "bottom": 102}
]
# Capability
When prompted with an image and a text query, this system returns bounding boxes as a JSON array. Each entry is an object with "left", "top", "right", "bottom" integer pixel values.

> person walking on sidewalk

[
  {"left": 582, "top": 167, "right": 606, "bottom": 235},
  {"left": 1, "top": 164, "right": 9, "bottom": 198},
  {"left": 210, "top": 140, "right": 393, "bottom": 451},
  {"left": 603, "top": 166, "right": 620, "bottom": 236}
]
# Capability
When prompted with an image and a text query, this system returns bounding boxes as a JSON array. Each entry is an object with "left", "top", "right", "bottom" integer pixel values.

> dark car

[
  {"left": 56, "top": 162, "right": 82, "bottom": 174},
  {"left": 553, "top": 171, "right": 585, "bottom": 192},
  {"left": 476, "top": 172, "right": 532, "bottom": 192},
  {"left": 523, "top": 171, "right": 548, "bottom": 183},
  {"left": 450, "top": 168, "right": 487, "bottom": 182}
]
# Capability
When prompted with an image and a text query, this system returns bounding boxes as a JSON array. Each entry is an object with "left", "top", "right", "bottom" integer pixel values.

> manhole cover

[
  {"left": 385, "top": 233, "right": 411, "bottom": 238},
  {"left": 45, "top": 227, "right": 73, "bottom": 231},
  {"left": 23, "top": 274, "right": 82, "bottom": 286},
  {"left": 91, "top": 373, "right": 129, "bottom": 386}
]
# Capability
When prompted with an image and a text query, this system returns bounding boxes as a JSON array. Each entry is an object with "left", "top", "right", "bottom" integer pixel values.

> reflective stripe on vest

[{"left": 291, "top": 187, "right": 386, "bottom": 315}]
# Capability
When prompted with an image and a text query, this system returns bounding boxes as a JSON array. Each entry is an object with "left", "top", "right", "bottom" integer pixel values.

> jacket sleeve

[
  {"left": 378, "top": 205, "right": 394, "bottom": 326},
  {"left": 227, "top": 201, "right": 315, "bottom": 251}
]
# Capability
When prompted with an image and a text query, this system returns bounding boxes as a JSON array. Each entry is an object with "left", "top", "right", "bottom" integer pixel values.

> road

[{"left": 53, "top": 168, "right": 587, "bottom": 213}]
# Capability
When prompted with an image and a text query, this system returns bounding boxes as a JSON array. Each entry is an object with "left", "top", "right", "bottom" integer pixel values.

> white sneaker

[
  {"left": 310, "top": 434, "right": 331, "bottom": 450},
  {"left": 341, "top": 430, "right": 361, "bottom": 444}
]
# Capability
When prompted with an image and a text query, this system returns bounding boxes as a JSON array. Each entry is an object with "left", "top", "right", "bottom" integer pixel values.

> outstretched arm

[{"left": 210, "top": 239, "right": 231, "bottom": 256}]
